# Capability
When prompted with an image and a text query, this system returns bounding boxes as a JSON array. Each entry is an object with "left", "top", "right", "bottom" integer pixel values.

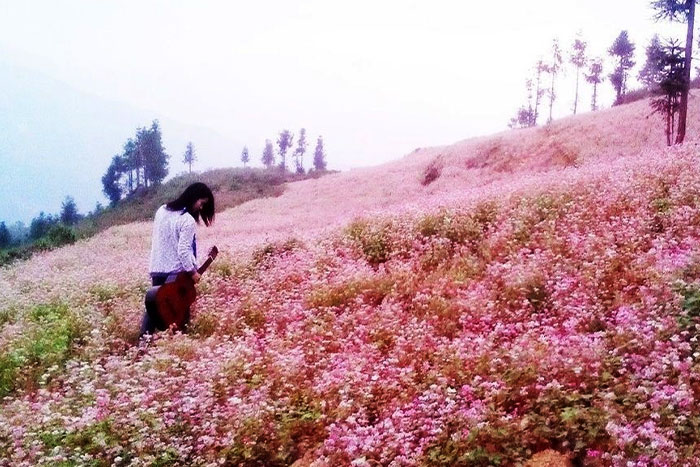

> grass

[
  {"left": 0, "top": 167, "right": 332, "bottom": 267},
  {"left": 76, "top": 167, "right": 328, "bottom": 238},
  {"left": 0, "top": 302, "right": 86, "bottom": 398}
]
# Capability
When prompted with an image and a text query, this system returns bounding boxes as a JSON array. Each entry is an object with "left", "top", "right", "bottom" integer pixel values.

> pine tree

[
  {"left": 276, "top": 130, "right": 294, "bottom": 172},
  {"left": 608, "top": 30, "right": 636, "bottom": 103},
  {"left": 585, "top": 58, "right": 604, "bottom": 111},
  {"left": 570, "top": 32, "right": 588, "bottom": 115},
  {"left": 0, "top": 222, "right": 10, "bottom": 249},
  {"left": 313, "top": 136, "right": 327, "bottom": 171},
  {"left": 102, "top": 155, "right": 124, "bottom": 205},
  {"left": 183, "top": 142, "right": 196, "bottom": 173},
  {"left": 92, "top": 202, "right": 104, "bottom": 217},
  {"left": 142, "top": 120, "right": 169, "bottom": 186},
  {"left": 293, "top": 128, "right": 308, "bottom": 174},
  {"left": 262, "top": 140, "right": 275, "bottom": 168},
  {"left": 639, "top": 35, "right": 667, "bottom": 89},
  {"left": 122, "top": 138, "right": 138, "bottom": 192},
  {"left": 650, "top": 39, "right": 685, "bottom": 145},
  {"left": 241, "top": 146, "right": 250, "bottom": 167},
  {"left": 60, "top": 196, "right": 80, "bottom": 225},
  {"left": 651, "top": 0, "right": 696, "bottom": 144},
  {"left": 29, "top": 212, "right": 57, "bottom": 240}
]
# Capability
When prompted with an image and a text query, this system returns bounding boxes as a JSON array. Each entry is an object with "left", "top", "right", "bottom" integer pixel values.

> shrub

[
  {"left": 251, "top": 238, "right": 304, "bottom": 267},
  {"left": 422, "top": 156, "right": 444, "bottom": 186},
  {"left": 306, "top": 276, "right": 394, "bottom": 309},
  {"left": 346, "top": 220, "right": 393, "bottom": 265},
  {"left": 417, "top": 207, "right": 491, "bottom": 246},
  {"left": 34, "top": 224, "right": 76, "bottom": 251},
  {"left": 0, "top": 303, "right": 86, "bottom": 397}
]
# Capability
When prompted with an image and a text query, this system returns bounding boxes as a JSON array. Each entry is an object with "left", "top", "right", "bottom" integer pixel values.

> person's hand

[{"left": 192, "top": 272, "right": 201, "bottom": 283}]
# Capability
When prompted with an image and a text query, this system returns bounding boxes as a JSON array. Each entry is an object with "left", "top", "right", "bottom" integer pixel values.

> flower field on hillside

[{"left": 2, "top": 142, "right": 700, "bottom": 465}]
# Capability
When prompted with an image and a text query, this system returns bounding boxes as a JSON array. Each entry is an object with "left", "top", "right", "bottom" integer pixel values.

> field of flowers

[{"left": 2, "top": 98, "right": 700, "bottom": 465}]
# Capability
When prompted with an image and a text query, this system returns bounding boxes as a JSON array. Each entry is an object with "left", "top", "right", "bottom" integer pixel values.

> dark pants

[{"left": 139, "top": 273, "right": 191, "bottom": 337}]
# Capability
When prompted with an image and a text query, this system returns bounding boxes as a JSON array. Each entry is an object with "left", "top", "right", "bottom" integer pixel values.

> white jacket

[{"left": 148, "top": 205, "right": 197, "bottom": 274}]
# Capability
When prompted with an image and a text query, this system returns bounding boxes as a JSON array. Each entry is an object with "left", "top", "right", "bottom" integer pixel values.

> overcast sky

[{"left": 0, "top": 0, "right": 687, "bottom": 171}]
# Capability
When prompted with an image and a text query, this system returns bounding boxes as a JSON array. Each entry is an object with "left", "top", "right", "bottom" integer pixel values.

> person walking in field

[{"left": 140, "top": 182, "right": 215, "bottom": 337}]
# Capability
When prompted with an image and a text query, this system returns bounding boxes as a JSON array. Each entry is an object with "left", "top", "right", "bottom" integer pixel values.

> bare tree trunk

[
  {"left": 574, "top": 68, "right": 580, "bottom": 115},
  {"left": 548, "top": 73, "right": 555, "bottom": 123},
  {"left": 667, "top": 96, "right": 672, "bottom": 146},
  {"left": 592, "top": 82, "right": 598, "bottom": 111},
  {"left": 534, "top": 68, "right": 542, "bottom": 124},
  {"left": 675, "top": 0, "right": 695, "bottom": 144}
]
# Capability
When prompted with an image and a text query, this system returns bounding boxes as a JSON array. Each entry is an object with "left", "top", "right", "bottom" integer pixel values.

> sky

[{"left": 0, "top": 0, "right": 688, "bottom": 219}]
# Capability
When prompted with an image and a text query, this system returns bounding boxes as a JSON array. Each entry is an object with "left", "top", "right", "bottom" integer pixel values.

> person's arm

[{"left": 177, "top": 218, "right": 198, "bottom": 276}]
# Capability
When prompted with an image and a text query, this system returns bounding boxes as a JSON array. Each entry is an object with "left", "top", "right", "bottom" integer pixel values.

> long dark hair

[{"left": 166, "top": 182, "right": 215, "bottom": 226}]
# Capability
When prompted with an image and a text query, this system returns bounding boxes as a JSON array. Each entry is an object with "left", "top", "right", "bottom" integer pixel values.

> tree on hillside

[
  {"left": 546, "top": 38, "right": 563, "bottom": 123},
  {"left": 92, "top": 202, "right": 104, "bottom": 217},
  {"left": 241, "top": 146, "right": 250, "bottom": 167},
  {"left": 313, "top": 136, "right": 327, "bottom": 171},
  {"left": 0, "top": 222, "right": 10, "bottom": 249},
  {"left": 101, "top": 120, "right": 170, "bottom": 204},
  {"left": 509, "top": 78, "right": 536, "bottom": 128},
  {"left": 29, "top": 212, "right": 57, "bottom": 240},
  {"left": 586, "top": 58, "right": 604, "bottom": 111},
  {"left": 60, "top": 196, "right": 80, "bottom": 225},
  {"left": 277, "top": 130, "right": 294, "bottom": 172},
  {"left": 102, "top": 155, "right": 124, "bottom": 205},
  {"left": 293, "top": 128, "right": 308, "bottom": 174},
  {"left": 651, "top": 0, "right": 696, "bottom": 144},
  {"left": 183, "top": 142, "right": 196, "bottom": 173},
  {"left": 651, "top": 39, "right": 686, "bottom": 145},
  {"left": 8, "top": 221, "right": 28, "bottom": 245},
  {"left": 262, "top": 139, "right": 275, "bottom": 168},
  {"left": 122, "top": 138, "right": 138, "bottom": 192},
  {"left": 639, "top": 35, "right": 667, "bottom": 89},
  {"left": 141, "top": 120, "right": 169, "bottom": 186},
  {"left": 533, "top": 59, "right": 547, "bottom": 124},
  {"left": 570, "top": 32, "right": 588, "bottom": 115},
  {"left": 608, "top": 30, "right": 636, "bottom": 103}
]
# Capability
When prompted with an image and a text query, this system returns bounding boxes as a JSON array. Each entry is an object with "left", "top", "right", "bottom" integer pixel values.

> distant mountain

[{"left": 0, "top": 60, "right": 243, "bottom": 225}]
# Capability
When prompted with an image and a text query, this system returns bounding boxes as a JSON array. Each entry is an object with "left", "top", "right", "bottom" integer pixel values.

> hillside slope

[{"left": 2, "top": 96, "right": 700, "bottom": 465}]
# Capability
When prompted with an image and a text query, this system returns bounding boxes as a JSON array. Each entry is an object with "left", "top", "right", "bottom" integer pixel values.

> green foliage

[
  {"left": 306, "top": 276, "right": 394, "bottom": 309},
  {"left": 675, "top": 282, "right": 700, "bottom": 337},
  {"left": 87, "top": 167, "right": 319, "bottom": 241},
  {"left": 609, "top": 30, "right": 636, "bottom": 101},
  {"left": 151, "top": 448, "right": 182, "bottom": 466},
  {"left": 191, "top": 311, "right": 218, "bottom": 338},
  {"left": 0, "top": 221, "right": 10, "bottom": 248},
  {"left": 277, "top": 130, "right": 294, "bottom": 171},
  {"left": 346, "top": 220, "right": 392, "bottom": 265},
  {"left": 0, "top": 303, "right": 86, "bottom": 397},
  {"left": 182, "top": 141, "right": 196, "bottom": 173},
  {"left": 313, "top": 135, "right": 327, "bottom": 171},
  {"left": 221, "top": 392, "right": 324, "bottom": 467},
  {"left": 29, "top": 212, "right": 58, "bottom": 240},
  {"left": 60, "top": 196, "right": 81, "bottom": 225},
  {"left": 251, "top": 238, "right": 304, "bottom": 267},
  {"left": 40, "top": 419, "right": 118, "bottom": 456},
  {"left": 418, "top": 202, "right": 497, "bottom": 246},
  {"left": 34, "top": 224, "right": 77, "bottom": 251},
  {"left": 0, "top": 306, "right": 17, "bottom": 327},
  {"left": 262, "top": 139, "right": 276, "bottom": 168},
  {"left": 0, "top": 245, "right": 34, "bottom": 267},
  {"left": 102, "top": 155, "right": 124, "bottom": 205}
]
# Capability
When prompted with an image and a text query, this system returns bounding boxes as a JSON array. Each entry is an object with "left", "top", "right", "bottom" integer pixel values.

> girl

[{"left": 140, "top": 182, "right": 215, "bottom": 336}]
